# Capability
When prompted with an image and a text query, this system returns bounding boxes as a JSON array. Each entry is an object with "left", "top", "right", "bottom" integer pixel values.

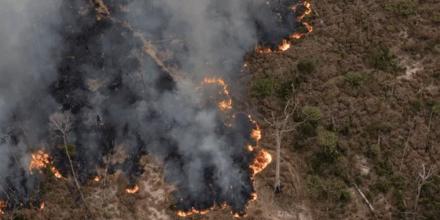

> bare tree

[
  {"left": 49, "top": 112, "right": 88, "bottom": 209},
  {"left": 413, "top": 163, "right": 436, "bottom": 219},
  {"left": 264, "top": 98, "right": 305, "bottom": 193}
]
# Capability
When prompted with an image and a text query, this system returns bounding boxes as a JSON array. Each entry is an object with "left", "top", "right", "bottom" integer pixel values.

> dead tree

[
  {"left": 413, "top": 163, "right": 435, "bottom": 219},
  {"left": 264, "top": 98, "right": 301, "bottom": 193},
  {"left": 49, "top": 112, "right": 88, "bottom": 209}
]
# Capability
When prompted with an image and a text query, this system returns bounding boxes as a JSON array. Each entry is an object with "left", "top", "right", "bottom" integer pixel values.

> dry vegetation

[{"left": 245, "top": 0, "right": 440, "bottom": 219}]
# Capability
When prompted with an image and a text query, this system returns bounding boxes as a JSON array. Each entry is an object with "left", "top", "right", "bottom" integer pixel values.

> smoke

[
  {"left": 0, "top": 0, "right": 63, "bottom": 206},
  {"left": 0, "top": 0, "right": 300, "bottom": 214}
]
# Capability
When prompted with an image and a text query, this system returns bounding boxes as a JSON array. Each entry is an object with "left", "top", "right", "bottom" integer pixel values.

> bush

[
  {"left": 251, "top": 78, "right": 274, "bottom": 98},
  {"left": 275, "top": 80, "right": 294, "bottom": 100},
  {"left": 384, "top": 0, "right": 417, "bottom": 17},
  {"left": 432, "top": 103, "right": 440, "bottom": 114},
  {"left": 302, "top": 106, "right": 322, "bottom": 122},
  {"left": 297, "top": 60, "right": 316, "bottom": 74},
  {"left": 344, "top": 72, "right": 367, "bottom": 88},
  {"left": 307, "top": 175, "right": 351, "bottom": 205},
  {"left": 368, "top": 47, "right": 400, "bottom": 72},
  {"left": 318, "top": 127, "right": 338, "bottom": 149}
]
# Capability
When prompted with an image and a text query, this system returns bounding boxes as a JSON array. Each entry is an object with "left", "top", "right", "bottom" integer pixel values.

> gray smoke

[
  {"left": 0, "top": 0, "right": 63, "bottom": 202},
  {"left": 0, "top": 0, "right": 299, "bottom": 214}
]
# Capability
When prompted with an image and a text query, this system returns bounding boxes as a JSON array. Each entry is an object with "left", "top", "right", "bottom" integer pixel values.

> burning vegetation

[
  {"left": 0, "top": 0, "right": 310, "bottom": 218},
  {"left": 29, "top": 150, "right": 63, "bottom": 179}
]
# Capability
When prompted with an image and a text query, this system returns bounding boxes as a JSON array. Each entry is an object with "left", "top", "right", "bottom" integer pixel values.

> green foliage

[
  {"left": 307, "top": 175, "right": 351, "bottom": 205},
  {"left": 274, "top": 80, "right": 294, "bottom": 100},
  {"left": 368, "top": 47, "right": 400, "bottom": 72},
  {"left": 367, "top": 143, "right": 381, "bottom": 159},
  {"left": 432, "top": 103, "right": 440, "bottom": 114},
  {"left": 344, "top": 72, "right": 367, "bottom": 88},
  {"left": 318, "top": 127, "right": 338, "bottom": 149},
  {"left": 251, "top": 78, "right": 274, "bottom": 98},
  {"left": 384, "top": 0, "right": 417, "bottom": 17},
  {"left": 302, "top": 106, "right": 322, "bottom": 122},
  {"left": 297, "top": 60, "right": 316, "bottom": 75}
]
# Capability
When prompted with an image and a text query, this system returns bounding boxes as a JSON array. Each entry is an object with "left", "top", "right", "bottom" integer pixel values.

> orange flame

[
  {"left": 278, "top": 39, "right": 291, "bottom": 51},
  {"left": 29, "top": 150, "right": 63, "bottom": 179},
  {"left": 202, "top": 77, "right": 233, "bottom": 111},
  {"left": 251, "top": 127, "right": 262, "bottom": 143},
  {"left": 250, "top": 149, "right": 272, "bottom": 176},
  {"left": 256, "top": 0, "right": 313, "bottom": 54},
  {"left": 177, "top": 207, "right": 211, "bottom": 217},
  {"left": 94, "top": 176, "right": 101, "bottom": 182},
  {"left": 29, "top": 150, "right": 50, "bottom": 171},
  {"left": 0, "top": 200, "right": 5, "bottom": 215},
  {"left": 126, "top": 185, "right": 140, "bottom": 194},
  {"left": 40, "top": 202, "right": 45, "bottom": 210}
]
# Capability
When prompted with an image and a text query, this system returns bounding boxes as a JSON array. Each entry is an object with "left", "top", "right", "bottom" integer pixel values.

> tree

[
  {"left": 264, "top": 96, "right": 309, "bottom": 193},
  {"left": 413, "top": 163, "right": 436, "bottom": 220},
  {"left": 49, "top": 112, "right": 88, "bottom": 210}
]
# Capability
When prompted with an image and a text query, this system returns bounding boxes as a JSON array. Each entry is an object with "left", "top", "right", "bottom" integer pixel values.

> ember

[{"left": 126, "top": 185, "right": 140, "bottom": 194}]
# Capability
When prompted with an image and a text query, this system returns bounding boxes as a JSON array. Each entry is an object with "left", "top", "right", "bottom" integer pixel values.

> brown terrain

[{"left": 3, "top": 0, "right": 440, "bottom": 219}]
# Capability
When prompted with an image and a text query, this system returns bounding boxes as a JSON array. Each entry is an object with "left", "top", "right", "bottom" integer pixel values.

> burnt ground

[{"left": 5, "top": 0, "right": 440, "bottom": 219}]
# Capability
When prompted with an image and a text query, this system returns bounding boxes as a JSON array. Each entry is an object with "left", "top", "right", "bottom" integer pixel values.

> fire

[
  {"left": 256, "top": 0, "right": 313, "bottom": 54},
  {"left": 250, "top": 149, "right": 272, "bottom": 175},
  {"left": 0, "top": 201, "right": 5, "bottom": 215},
  {"left": 29, "top": 150, "right": 50, "bottom": 171},
  {"left": 29, "top": 150, "right": 63, "bottom": 179},
  {"left": 126, "top": 185, "right": 140, "bottom": 194},
  {"left": 251, "top": 127, "right": 262, "bottom": 142},
  {"left": 177, "top": 207, "right": 211, "bottom": 217},
  {"left": 94, "top": 176, "right": 101, "bottom": 182},
  {"left": 201, "top": 77, "right": 233, "bottom": 111},
  {"left": 40, "top": 202, "right": 45, "bottom": 210},
  {"left": 278, "top": 39, "right": 291, "bottom": 51}
]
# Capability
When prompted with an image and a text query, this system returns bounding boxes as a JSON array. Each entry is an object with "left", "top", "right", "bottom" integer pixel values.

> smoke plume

[{"left": 0, "top": 0, "right": 301, "bottom": 214}]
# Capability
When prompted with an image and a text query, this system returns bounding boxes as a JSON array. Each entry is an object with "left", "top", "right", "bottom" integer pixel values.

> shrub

[
  {"left": 297, "top": 60, "right": 316, "bottom": 74},
  {"left": 432, "top": 103, "right": 440, "bottom": 114},
  {"left": 384, "top": 0, "right": 417, "bottom": 17},
  {"left": 368, "top": 47, "right": 400, "bottom": 72},
  {"left": 344, "top": 72, "right": 367, "bottom": 88},
  {"left": 318, "top": 127, "right": 338, "bottom": 149},
  {"left": 306, "top": 175, "right": 351, "bottom": 205},
  {"left": 275, "top": 80, "right": 294, "bottom": 100},
  {"left": 302, "top": 106, "right": 322, "bottom": 122},
  {"left": 251, "top": 78, "right": 274, "bottom": 98}
]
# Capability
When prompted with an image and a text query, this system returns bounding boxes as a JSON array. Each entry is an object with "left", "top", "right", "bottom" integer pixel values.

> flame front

[
  {"left": 250, "top": 149, "right": 272, "bottom": 176},
  {"left": 257, "top": 0, "right": 313, "bottom": 53},
  {"left": 126, "top": 185, "right": 140, "bottom": 194},
  {"left": 29, "top": 150, "right": 63, "bottom": 179},
  {"left": 201, "top": 77, "right": 233, "bottom": 111},
  {"left": 177, "top": 208, "right": 211, "bottom": 217},
  {"left": 0, "top": 200, "right": 5, "bottom": 215}
]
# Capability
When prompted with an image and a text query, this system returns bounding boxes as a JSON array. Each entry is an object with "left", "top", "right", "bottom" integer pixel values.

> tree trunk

[
  {"left": 62, "top": 133, "right": 89, "bottom": 211},
  {"left": 274, "top": 131, "right": 282, "bottom": 193}
]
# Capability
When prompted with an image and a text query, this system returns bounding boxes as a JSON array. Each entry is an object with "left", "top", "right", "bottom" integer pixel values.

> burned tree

[
  {"left": 49, "top": 112, "right": 88, "bottom": 210},
  {"left": 265, "top": 97, "right": 299, "bottom": 193}
]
